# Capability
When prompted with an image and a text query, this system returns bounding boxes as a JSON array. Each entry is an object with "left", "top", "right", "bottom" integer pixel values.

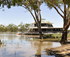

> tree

[
  {"left": 0, "top": 0, "right": 43, "bottom": 38},
  {"left": 24, "top": 24, "right": 30, "bottom": 30},
  {"left": 18, "top": 23, "right": 30, "bottom": 32},
  {"left": 0, "top": 24, "right": 7, "bottom": 32},
  {"left": 22, "top": 0, "right": 43, "bottom": 38},
  {"left": 18, "top": 23, "right": 26, "bottom": 32},
  {"left": 45, "top": 0, "right": 70, "bottom": 43},
  {"left": 11, "top": 0, "right": 43, "bottom": 38},
  {"left": 7, "top": 24, "right": 18, "bottom": 32}
]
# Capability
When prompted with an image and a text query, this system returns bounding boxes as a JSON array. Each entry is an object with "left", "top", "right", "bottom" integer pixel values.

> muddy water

[{"left": 0, "top": 32, "right": 61, "bottom": 57}]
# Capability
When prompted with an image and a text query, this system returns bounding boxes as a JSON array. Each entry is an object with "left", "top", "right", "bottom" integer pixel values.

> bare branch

[
  {"left": 22, "top": 6, "right": 37, "bottom": 23},
  {"left": 53, "top": 6, "right": 64, "bottom": 18},
  {"left": 45, "top": 0, "right": 64, "bottom": 18},
  {"left": 57, "top": 6, "right": 64, "bottom": 14},
  {"left": 34, "top": 10, "right": 39, "bottom": 23}
]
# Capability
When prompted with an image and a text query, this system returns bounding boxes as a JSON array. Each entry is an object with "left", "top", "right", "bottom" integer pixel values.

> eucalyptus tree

[
  {"left": 11, "top": 0, "right": 43, "bottom": 38},
  {"left": 0, "top": 0, "right": 44, "bottom": 38},
  {"left": 45, "top": 0, "right": 70, "bottom": 43}
]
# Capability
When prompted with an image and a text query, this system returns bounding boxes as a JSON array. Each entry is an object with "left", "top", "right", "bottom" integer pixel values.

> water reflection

[
  {"left": 0, "top": 40, "right": 4, "bottom": 48},
  {"left": 0, "top": 32, "right": 61, "bottom": 57}
]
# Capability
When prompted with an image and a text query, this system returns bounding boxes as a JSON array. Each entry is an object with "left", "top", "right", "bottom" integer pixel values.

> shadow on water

[
  {"left": 35, "top": 55, "right": 41, "bottom": 57},
  {"left": 0, "top": 32, "right": 62, "bottom": 57}
]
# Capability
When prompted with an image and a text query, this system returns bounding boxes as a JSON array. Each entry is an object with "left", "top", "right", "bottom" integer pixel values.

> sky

[{"left": 0, "top": 3, "right": 69, "bottom": 29}]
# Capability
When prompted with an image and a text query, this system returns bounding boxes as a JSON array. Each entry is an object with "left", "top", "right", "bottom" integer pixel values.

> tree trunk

[
  {"left": 39, "top": 29, "right": 42, "bottom": 39},
  {"left": 60, "top": 28, "right": 68, "bottom": 44},
  {"left": 38, "top": 21, "right": 43, "bottom": 39},
  {"left": 60, "top": 19, "right": 69, "bottom": 44},
  {"left": 60, "top": 20, "right": 68, "bottom": 44},
  {"left": 60, "top": 2, "right": 67, "bottom": 44}
]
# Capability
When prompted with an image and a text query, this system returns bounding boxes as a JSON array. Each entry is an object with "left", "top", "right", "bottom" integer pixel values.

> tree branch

[
  {"left": 65, "top": 19, "right": 70, "bottom": 29},
  {"left": 34, "top": 10, "right": 39, "bottom": 23},
  {"left": 22, "top": 6, "right": 37, "bottom": 23},
  {"left": 45, "top": 0, "right": 64, "bottom": 18},
  {"left": 57, "top": 6, "right": 64, "bottom": 14},
  {"left": 53, "top": 6, "right": 64, "bottom": 18}
]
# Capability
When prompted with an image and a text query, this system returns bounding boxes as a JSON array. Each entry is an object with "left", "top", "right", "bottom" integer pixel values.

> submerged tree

[{"left": 45, "top": 0, "right": 70, "bottom": 43}]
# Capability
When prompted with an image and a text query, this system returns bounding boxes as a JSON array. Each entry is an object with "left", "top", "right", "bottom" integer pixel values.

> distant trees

[
  {"left": 18, "top": 23, "right": 30, "bottom": 32},
  {"left": 6, "top": 24, "right": 18, "bottom": 32},
  {"left": 0, "top": 23, "right": 30, "bottom": 32},
  {"left": 0, "top": 24, "right": 7, "bottom": 32}
]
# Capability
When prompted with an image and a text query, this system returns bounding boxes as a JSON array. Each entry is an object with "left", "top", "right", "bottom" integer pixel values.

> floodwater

[{"left": 0, "top": 32, "right": 61, "bottom": 57}]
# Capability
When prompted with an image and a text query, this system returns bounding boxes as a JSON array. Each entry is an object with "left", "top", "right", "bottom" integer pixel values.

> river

[{"left": 0, "top": 32, "right": 61, "bottom": 57}]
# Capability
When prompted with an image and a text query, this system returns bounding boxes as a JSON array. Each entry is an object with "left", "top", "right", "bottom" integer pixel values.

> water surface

[{"left": 0, "top": 32, "right": 61, "bottom": 57}]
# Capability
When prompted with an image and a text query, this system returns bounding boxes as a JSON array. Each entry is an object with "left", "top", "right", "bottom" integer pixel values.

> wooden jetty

[{"left": 46, "top": 44, "right": 70, "bottom": 57}]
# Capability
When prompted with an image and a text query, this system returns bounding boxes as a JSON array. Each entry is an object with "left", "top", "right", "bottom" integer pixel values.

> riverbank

[
  {"left": 30, "top": 37, "right": 70, "bottom": 42},
  {"left": 46, "top": 44, "right": 70, "bottom": 57}
]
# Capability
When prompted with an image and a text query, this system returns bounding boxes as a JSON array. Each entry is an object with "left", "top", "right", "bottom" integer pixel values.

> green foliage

[
  {"left": 43, "top": 33, "right": 62, "bottom": 38},
  {"left": 18, "top": 23, "right": 30, "bottom": 32},
  {"left": 0, "top": 24, "right": 7, "bottom": 32},
  {"left": 18, "top": 23, "right": 25, "bottom": 32},
  {"left": 0, "top": 0, "right": 43, "bottom": 11},
  {"left": 44, "top": 0, "right": 61, "bottom": 9},
  {"left": 64, "top": 0, "right": 70, "bottom": 5},
  {"left": 68, "top": 33, "right": 70, "bottom": 38},
  {"left": 0, "top": 23, "right": 30, "bottom": 32},
  {"left": 44, "top": 0, "right": 70, "bottom": 8},
  {"left": 12, "top": 0, "right": 23, "bottom": 6},
  {"left": 43, "top": 34, "right": 53, "bottom": 38},
  {"left": 24, "top": 24, "right": 30, "bottom": 29},
  {"left": 7, "top": 24, "right": 18, "bottom": 32}
]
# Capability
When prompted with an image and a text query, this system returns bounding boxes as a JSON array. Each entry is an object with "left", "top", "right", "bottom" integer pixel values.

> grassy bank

[
  {"left": 43, "top": 33, "right": 70, "bottom": 38},
  {"left": 68, "top": 33, "right": 70, "bottom": 38},
  {"left": 32, "top": 33, "right": 70, "bottom": 42}
]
